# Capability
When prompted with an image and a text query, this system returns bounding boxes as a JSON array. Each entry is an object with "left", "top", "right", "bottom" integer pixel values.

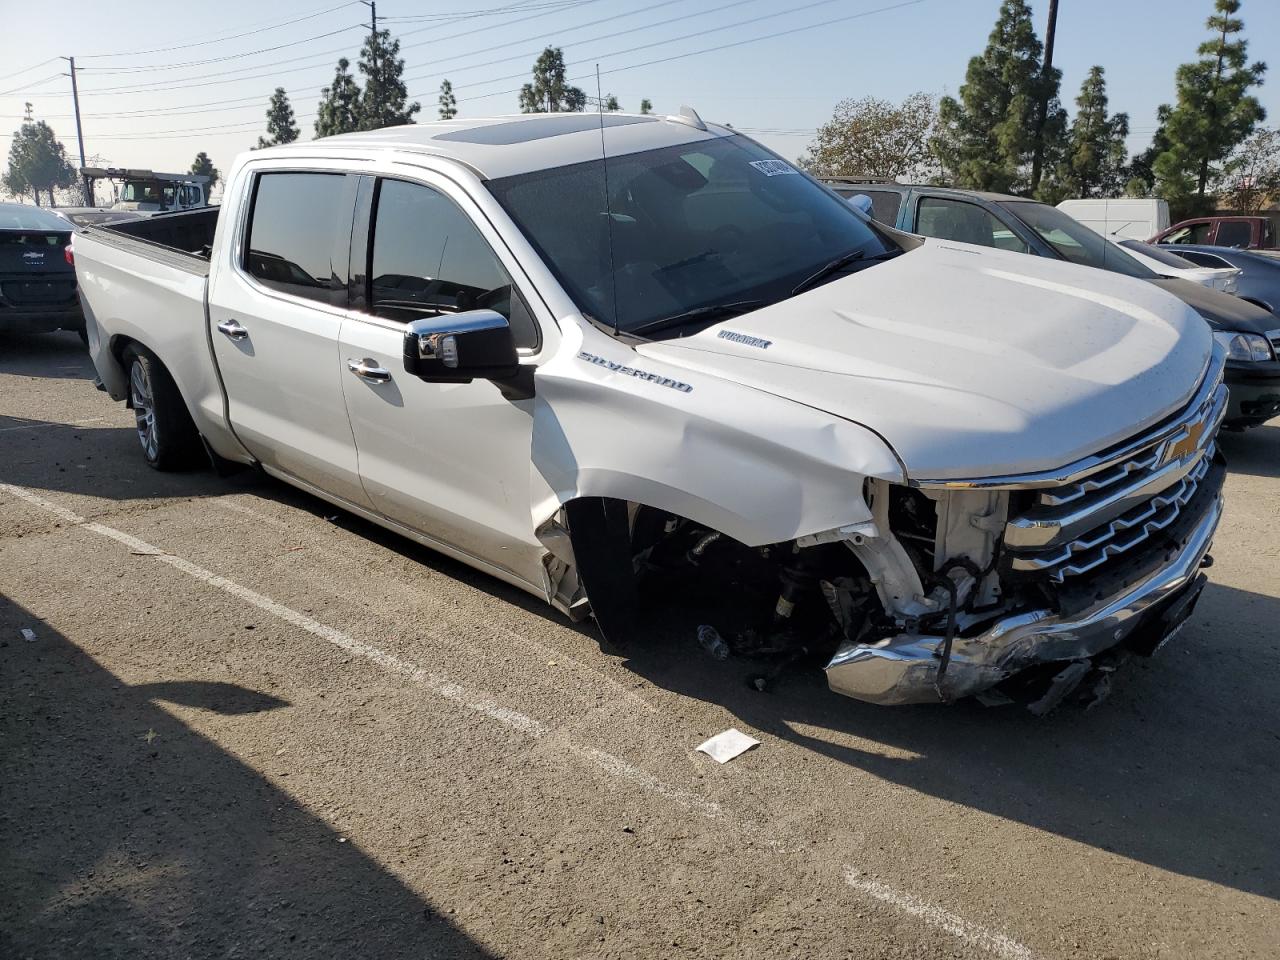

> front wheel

[{"left": 123, "top": 345, "right": 201, "bottom": 471}]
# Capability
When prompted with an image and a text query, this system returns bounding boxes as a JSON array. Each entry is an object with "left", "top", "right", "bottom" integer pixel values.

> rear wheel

[{"left": 123, "top": 345, "right": 201, "bottom": 470}]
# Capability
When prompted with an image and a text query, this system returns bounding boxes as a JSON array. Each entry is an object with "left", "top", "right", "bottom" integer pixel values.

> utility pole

[
  {"left": 1029, "top": 0, "right": 1060, "bottom": 195},
  {"left": 63, "top": 56, "right": 91, "bottom": 205},
  {"left": 360, "top": 0, "right": 377, "bottom": 115}
]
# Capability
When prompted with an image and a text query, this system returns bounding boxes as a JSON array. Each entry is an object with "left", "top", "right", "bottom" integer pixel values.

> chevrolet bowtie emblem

[{"left": 1161, "top": 420, "right": 1204, "bottom": 465}]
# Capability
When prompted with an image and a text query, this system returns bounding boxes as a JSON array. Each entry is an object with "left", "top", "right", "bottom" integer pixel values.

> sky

[{"left": 1, "top": 0, "right": 1277, "bottom": 197}]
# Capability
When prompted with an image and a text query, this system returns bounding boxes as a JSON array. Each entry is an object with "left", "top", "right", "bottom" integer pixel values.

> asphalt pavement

[{"left": 2, "top": 330, "right": 1278, "bottom": 959}]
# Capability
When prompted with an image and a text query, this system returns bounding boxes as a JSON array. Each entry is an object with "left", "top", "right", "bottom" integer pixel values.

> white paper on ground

[
  {"left": 20, "top": 628, "right": 37, "bottom": 642},
  {"left": 696, "top": 728, "right": 760, "bottom": 763}
]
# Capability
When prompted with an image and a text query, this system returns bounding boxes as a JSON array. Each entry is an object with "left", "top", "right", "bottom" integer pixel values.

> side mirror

[{"left": 402, "top": 309, "right": 519, "bottom": 383}]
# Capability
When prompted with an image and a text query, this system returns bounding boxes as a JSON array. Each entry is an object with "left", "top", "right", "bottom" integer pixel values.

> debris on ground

[
  {"left": 696, "top": 624, "right": 729, "bottom": 661},
  {"left": 696, "top": 728, "right": 760, "bottom": 763},
  {"left": 20, "top": 627, "right": 37, "bottom": 642}
]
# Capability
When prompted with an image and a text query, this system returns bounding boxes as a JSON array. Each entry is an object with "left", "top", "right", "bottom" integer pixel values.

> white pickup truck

[{"left": 74, "top": 112, "right": 1227, "bottom": 710}]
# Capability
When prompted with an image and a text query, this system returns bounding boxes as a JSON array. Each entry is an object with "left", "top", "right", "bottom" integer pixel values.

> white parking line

[
  {"left": 844, "top": 869, "right": 1036, "bottom": 960},
  {"left": 0, "top": 480, "right": 1041, "bottom": 960},
  {"left": 0, "top": 416, "right": 104, "bottom": 434}
]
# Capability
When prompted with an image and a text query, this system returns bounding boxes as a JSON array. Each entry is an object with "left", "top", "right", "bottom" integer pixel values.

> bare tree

[{"left": 801, "top": 93, "right": 940, "bottom": 182}]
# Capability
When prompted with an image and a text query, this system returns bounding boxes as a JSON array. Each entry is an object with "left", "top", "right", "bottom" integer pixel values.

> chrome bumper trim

[{"left": 824, "top": 493, "right": 1224, "bottom": 706}]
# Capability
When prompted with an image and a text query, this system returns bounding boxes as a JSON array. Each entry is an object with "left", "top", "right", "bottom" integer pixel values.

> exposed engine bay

[{"left": 550, "top": 453, "right": 1222, "bottom": 715}]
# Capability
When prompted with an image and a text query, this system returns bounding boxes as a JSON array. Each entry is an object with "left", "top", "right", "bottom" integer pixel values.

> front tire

[{"left": 123, "top": 345, "right": 201, "bottom": 471}]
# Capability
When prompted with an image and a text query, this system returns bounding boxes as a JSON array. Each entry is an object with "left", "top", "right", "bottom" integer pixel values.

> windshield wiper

[
  {"left": 791, "top": 247, "right": 903, "bottom": 295},
  {"left": 630, "top": 299, "right": 766, "bottom": 338}
]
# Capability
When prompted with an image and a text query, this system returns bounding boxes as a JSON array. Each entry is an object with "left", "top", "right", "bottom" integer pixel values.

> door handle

[
  {"left": 346, "top": 358, "right": 392, "bottom": 382},
  {"left": 216, "top": 318, "right": 249, "bottom": 341}
]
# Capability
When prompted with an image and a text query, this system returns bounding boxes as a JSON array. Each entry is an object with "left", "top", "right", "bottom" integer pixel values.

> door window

[
  {"left": 1215, "top": 221, "right": 1252, "bottom": 247},
  {"left": 1165, "top": 221, "right": 1213, "bottom": 244},
  {"left": 859, "top": 190, "right": 903, "bottom": 224},
  {"left": 245, "top": 172, "right": 349, "bottom": 303},
  {"left": 367, "top": 178, "right": 538, "bottom": 348},
  {"left": 915, "top": 197, "right": 1029, "bottom": 253}
]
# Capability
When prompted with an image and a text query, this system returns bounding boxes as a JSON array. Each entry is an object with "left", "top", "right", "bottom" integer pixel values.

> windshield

[
  {"left": 999, "top": 201, "right": 1155, "bottom": 279},
  {"left": 1117, "top": 238, "right": 1200, "bottom": 269},
  {"left": 486, "top": 135, "right": 896, "bottom": 334},
  {"left": 119, "top": 180, "right": 175, "bottom": 206}
]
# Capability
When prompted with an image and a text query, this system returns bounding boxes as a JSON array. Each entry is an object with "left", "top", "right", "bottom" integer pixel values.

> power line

[
  {"left": 400, "top": 0, "right": 739, "bottom": 85},
  {"left": 77, "top": 2, "right": 362, "bottom": 59},
  {"left": 9, "top": 0, "right": 919, "bottom": 145},
  {"left": 23, "top": 0, "right": 601, "bottom": 98},
  {"left": 78, "top": 23, "right": 366, "bottom": 73},
  {"left": 0, "top": 57, "right": 60, "bottom": 84},
  {"left": 449, "top": 0, "right": 927, "bottom": 105},
  {"left": 381, "top": 0, "right": 588, "bottom": 22},
  {"left": 414, "top": 0, "right": 854, "bottom": 99},
  {"left": 0, "top": 73, "right": 65, "bottom": 97}
]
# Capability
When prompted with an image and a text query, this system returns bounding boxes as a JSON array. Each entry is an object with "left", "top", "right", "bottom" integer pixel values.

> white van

[{"left": 1056, "top": 198, "right": 1170, "bottom": 241}]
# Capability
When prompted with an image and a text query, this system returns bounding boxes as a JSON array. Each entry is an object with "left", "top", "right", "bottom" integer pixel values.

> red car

[{"left": 1152, "top": 215, "right": 1276, "bottom": 250}]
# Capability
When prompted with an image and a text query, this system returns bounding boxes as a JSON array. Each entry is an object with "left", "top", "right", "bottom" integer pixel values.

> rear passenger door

[
  {"left": 337, "top": 173, "right": 550, "bottom": 585},
  {"left": 208, "top": 166, "right": 374, "bottom": 509}
]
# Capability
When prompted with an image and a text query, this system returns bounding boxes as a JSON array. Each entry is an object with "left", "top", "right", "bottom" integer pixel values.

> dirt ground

[{"left": 2, "top": 330, "right": 1278, "bottom": 959}]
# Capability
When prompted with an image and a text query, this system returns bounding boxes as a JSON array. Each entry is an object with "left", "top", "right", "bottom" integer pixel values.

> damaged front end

[
  {"left": 547, "top": 365, "right": 1227, "bottom": 711},
  {"left": 826, "top": 369, "right": 1227, "bottom": 707}
]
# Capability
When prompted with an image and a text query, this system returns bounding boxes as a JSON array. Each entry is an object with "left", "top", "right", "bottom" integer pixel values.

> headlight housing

[{"left": 1213, "top": 330, "right": 1274, "bottom": 362}]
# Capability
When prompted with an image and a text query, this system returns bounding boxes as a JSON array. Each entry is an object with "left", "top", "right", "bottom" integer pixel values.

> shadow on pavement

[
  {"left": 1218, "top": 422, "right": 1280, "bottom": 479},
  {"left": 618, "top": 576, "right": 1280, "bottom": 903},
  {"left": 252, "top": 477, "right": 1280, "bottom": 901},
  {"left": 0, "top": 418, "right": 265, "bottom": 505},
  {"left": 0, "top": 331, "right": 94, "bottom": 380},
  {"left": 0, "top": 595, "right": 493, "bottom": 960}
]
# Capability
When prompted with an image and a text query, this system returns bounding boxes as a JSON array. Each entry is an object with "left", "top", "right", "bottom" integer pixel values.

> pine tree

[
  {"left": 315, "top": 59, "right": 362, "bottom": 138},
  {"left": 357, "top": 29, "right": 420, "bottom": 130},
  {"left": 190, "top": 151, "right": 220, "bottom": 195},
  {"left": 438, "top": 79, "right": 457, "bottom": 120},
  {"left": 1153, "top": 0, "right": 1267, "bottom": 213},
  {"left": 257, "top": 88, "right": 299, "bottom": 148},
  {"left": 1126, "top": 109, "right": 1172, "bottom": 196},
  {"left": 1058, "top": 67, "right": 1130, "bottom": 198},
  {"left": 639, "top": 98, "right": 653, "bottom": 115},
  {"left": 518, "top": 47, "right": 586, "bottom": 113},
  {"left": 604, "top": 94, "right": 620, "bottom": 112},
  {"left": 932, "top": 0, "right": 1066, "bottom": 195},
  {"left": 2, "top": 120, "right": 75, "bottom": 205}
]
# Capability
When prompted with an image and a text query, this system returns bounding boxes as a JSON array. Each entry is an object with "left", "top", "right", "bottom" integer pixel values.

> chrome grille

[
  {"left": 1268, "top": 328, "right": 1280, "bottom": 356},
  {"left": 1003, "top": 377, "right": 1227, "bottom": 585}
]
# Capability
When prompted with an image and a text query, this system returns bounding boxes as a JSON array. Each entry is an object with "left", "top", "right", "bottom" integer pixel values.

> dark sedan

[
  {"left": 0, "top": 202, "right": 84, "bottom": 338},
  {"left": 825, "top": 181, "right": 1280, "bottom": 429},
  {"left": 1156, "top": 243, "right": 1280, "bottom": 314}
]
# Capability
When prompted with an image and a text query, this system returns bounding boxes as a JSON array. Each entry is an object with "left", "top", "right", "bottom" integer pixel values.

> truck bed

[
  {"left": 74, "top": 205, "right": 230, "bottom": 450},
  {"left": 79, "top": 207, "right": 219, "bottom": 277}
]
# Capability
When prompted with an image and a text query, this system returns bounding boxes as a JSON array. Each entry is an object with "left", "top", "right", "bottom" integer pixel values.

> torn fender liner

[{"left": 565, "top": 497, "right": 638, "bottom": 646}]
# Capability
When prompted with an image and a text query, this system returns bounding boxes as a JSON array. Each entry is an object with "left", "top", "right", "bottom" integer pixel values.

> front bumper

[
  {"left": 824, "top": 476, "right": 1224, "bottom": 706},
  {"left": 1224, "top": 359, "right": 1280, "bottom": 426}
]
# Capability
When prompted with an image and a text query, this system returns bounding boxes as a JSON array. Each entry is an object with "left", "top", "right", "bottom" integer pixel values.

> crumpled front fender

[{"left": 530, "top": 319, "right": 905, "bottom": 547}]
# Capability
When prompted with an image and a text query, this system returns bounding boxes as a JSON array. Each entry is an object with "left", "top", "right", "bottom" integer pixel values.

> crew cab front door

[
  {"left": 208, "top": 167, "right": 374, "bottom": 510},
  {"left": 337, "top": 174, "right": 549, "bottom": 586}
]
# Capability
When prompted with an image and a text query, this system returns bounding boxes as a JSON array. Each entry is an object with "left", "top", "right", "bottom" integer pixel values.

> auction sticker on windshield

[{"left": 749, "top": 159, "right": 799, "bottom": 177}]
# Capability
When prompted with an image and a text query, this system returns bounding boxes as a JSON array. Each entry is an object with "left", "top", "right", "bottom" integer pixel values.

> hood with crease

[{"left": 636, "top": 240, "right": 1212, "bottom": 480}]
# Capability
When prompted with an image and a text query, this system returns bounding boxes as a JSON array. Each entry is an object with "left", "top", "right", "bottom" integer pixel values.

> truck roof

[{"left": 258, "top": 111, "right": 735, "bottom": 180}]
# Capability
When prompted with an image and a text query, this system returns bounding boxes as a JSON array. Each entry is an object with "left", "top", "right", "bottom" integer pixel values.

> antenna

[{"left": 595, "top": 63, "right": 620, "bottom": 336}]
